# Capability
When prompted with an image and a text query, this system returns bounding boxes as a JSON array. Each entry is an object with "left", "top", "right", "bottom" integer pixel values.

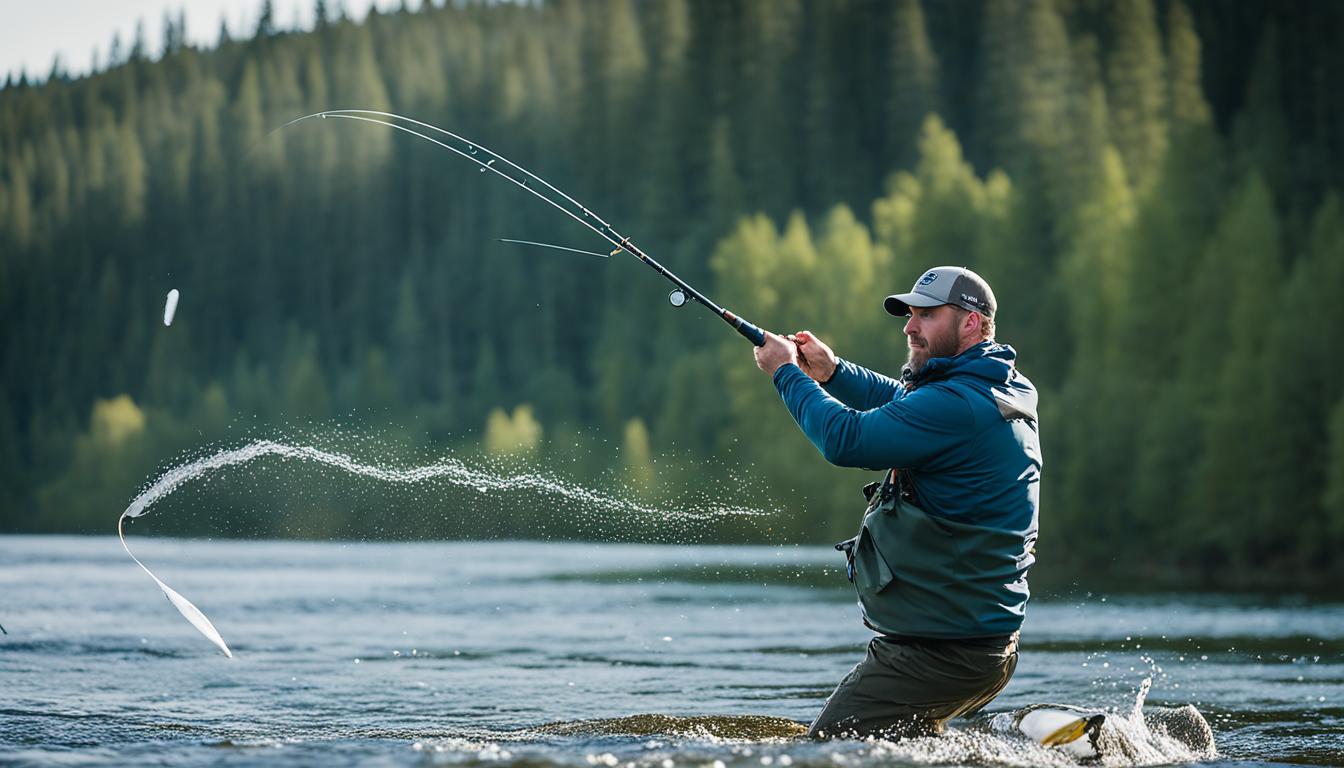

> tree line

[{"left": 2, "top": 0, "right": 1342, "bottom": 589}]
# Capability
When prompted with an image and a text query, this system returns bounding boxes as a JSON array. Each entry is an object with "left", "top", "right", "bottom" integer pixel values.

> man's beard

[{"left": 906, "top": 324, "right": 962, "bottom": 373}]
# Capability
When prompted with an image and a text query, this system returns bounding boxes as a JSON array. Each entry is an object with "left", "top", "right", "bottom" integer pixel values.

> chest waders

[{"left": 835, "top": 471, "right": 1031, "bottom": 639}]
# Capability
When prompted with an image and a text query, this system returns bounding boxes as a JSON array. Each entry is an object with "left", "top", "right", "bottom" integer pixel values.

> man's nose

[{"left": 904, "top": 316, "right": 917, "bottom": 335}]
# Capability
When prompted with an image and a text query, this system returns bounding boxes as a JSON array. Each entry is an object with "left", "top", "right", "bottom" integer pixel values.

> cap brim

[{"left": 884, "top": 292, "right": 944, "bottom": 316}]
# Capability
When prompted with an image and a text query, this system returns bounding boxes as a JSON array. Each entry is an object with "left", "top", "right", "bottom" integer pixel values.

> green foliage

[
  {"left": 1326, "top": 395, "right": 1344, "bottom": 544},
  {"left": 1, "top": 0, "right": 1341, "bottom": 586},
  {"left": 484, "top": 405, "right": 543, "bottom": 456},
  {"left": 1104, "top": 0, "right": 1168, "bottom": 192},
  {"left": 622, "top": 418, "right": 656, "bottom": 491}
]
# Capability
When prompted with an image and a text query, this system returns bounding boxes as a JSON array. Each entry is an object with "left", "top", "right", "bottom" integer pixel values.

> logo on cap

[{"left": 918, "top": 271, "right": 938, "bottom": 287}]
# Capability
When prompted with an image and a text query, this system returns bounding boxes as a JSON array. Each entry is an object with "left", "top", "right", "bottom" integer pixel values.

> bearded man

[{"left": 751, "top": 266, "right": 1040, "bottom": 740}]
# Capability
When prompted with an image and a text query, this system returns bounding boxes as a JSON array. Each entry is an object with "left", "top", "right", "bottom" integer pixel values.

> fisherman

[{"left": 751, "top": 266, "right": 1039, "bottom": 740}]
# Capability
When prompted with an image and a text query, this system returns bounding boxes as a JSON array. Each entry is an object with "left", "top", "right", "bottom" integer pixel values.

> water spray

[{"left": 120, "top": 440, "right": 767, "bottom": 656}]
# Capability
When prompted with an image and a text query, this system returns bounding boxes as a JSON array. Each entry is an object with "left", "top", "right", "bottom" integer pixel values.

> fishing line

[
  {"left": 497, "top": 239, "right": 609, "bottom": 259},
  {"left": 120, "top": 439, "right": 768, "bottom": 656},
  {"left": 275, "top": 109, "right": 768, "bottom": 345},
  {"left": 278, "top": 111, "right": 622, "bottom": 252}
]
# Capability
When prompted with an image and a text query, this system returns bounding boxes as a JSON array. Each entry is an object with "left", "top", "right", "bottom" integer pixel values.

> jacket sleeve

[
  {"left": 773, "top": 364, "right": 973, "bottom": 470},
  {"left": 820, "top": 358, "right": 902, "bottom": 411}
]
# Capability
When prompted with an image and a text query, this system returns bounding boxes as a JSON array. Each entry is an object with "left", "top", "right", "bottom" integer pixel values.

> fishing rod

[{"left": 276, "top": 110, "right": 768, "bottom": 346}]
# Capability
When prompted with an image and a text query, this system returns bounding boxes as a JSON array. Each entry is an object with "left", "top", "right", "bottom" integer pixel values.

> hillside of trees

[{"left": 2, "top": 0, "right": 1342, "bottom": 590}]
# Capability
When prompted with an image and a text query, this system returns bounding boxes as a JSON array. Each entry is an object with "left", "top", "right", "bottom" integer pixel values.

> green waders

[
  {"left": 806, "top": 632, "right": 1018, "bottom": 739},
  {"left": 811, "top": 474, "right": 1022, "bottom": 739}
]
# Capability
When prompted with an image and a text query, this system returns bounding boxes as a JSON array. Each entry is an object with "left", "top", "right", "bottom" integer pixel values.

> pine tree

[
  {"left": 1232, "top": 23, "right": 1291, "bottom": 194},
  {"left": 1165, "top": 1, "right": 1211, "bottom": 131},
  {"left": 636, "top": 0, "right": 692, "bottom": 247},
  {"left": 1104, "top": 0, "right": 1168, "bottom": 191},
  {"left": 1259, "top": 194, "right": 1344, "bottom": 564},
  {"left": 282, "top": 331, "right": 332, "bottom": 420},
  {"left": 257, "top": 0, "right": 276, "bottom": 39},
  {"left": 4, "top": 156, "right": 32, "bottom": 247},
  {"left": 737, "top": 0, "right": 801, "bottom": 219},
  {"left": 392, "top": 269, "right": 424, "bottom": 400},
  {"left": 581, "top": 0, "right": 647, "bottom": 206},
  {"left": 113, "top": 122, "right": 147, "bottom": 226},
  {"left": 885, "top": 0, "right": 941, "bottom": 173},
  {"left": 1186, "top": 173, "right": 1283, "bottom": 566},
  {"left": 973, "top": 0, "right": 1071, "bottom": 180},
  {"left": 1324, "top": 394, "right": 1344, "bottom": 552}
]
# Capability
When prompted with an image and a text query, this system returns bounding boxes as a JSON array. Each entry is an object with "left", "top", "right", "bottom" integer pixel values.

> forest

[{"left": 2, "top": 0, "right": 1342, "bottom": 589}]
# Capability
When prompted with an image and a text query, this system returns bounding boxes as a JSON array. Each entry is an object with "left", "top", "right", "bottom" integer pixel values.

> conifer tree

[
  {"left": 1325, "top": 394, "right": 1344, "bottom": 549},
  {"left": 738, "top": 0, "right": 801, "bottom": 219},
  {"left": 392, "top": 270, "right": 425, "bottom": 400},
  {"left": 1185, "top": 173, "right": 1283, "bottom": 564},
  {"left": 1233, "top": 24, "right": 1291, "bottom": 194},
  {"left": 636, "top": 0, "right": 692, "bottom": 247},
  {"left": 1259, "top": 194, "right": 1344, "bottom": 563},
  {"left": 799, "top": 1, "right": 843, "bottom": 210},
  {"left": 885, "top": 0, "right": 941, "bottom": 173},
  {"left": 3, "top": 157, "right": 32, "bottom": 247},
  {"left": 1165, "top": 1, "right": 1211, "bottom": 131},
  {"left": 581, "top": 0, "right": 647, "bottom": 206},
  {"left": 1104, "top": 0, "right": 1168, "bottom": 191},
  {"left": 973, "top": 0, "right": 1071, "bottom": 181}
]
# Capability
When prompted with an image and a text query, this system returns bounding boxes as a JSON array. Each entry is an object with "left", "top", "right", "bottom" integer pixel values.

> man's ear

[{"left": 962, "top": 309, "right": 982, "bottom": 339}]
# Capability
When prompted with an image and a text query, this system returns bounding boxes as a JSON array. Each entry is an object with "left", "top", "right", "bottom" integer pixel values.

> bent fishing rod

[{"left": 276, "top": 110, "right": 768, "bottom": 347}]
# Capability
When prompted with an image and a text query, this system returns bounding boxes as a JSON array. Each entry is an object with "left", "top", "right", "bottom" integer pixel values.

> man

[{"left": 751, "top": 266, "right": 1040, "bottom": 740}]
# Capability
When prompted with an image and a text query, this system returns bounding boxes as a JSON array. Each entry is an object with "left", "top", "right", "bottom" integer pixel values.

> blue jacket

[{"left": 772, "top": 341, "right": 1041, "bottom": 636}]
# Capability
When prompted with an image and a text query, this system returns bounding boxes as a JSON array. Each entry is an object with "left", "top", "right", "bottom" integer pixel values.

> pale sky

[{"left": 1, "top": 0, "right": 423, "bottom": 83}]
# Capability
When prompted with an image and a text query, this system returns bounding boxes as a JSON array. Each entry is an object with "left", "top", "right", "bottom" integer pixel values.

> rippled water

[{"left": 2, "top": 536, "right": 1340, "bottom": 766}]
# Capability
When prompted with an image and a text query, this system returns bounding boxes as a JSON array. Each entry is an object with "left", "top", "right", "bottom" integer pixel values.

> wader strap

[
  {"left": 836, "top": 469, "right": 918, "bottom": 586},
  {"left": 893, "top": 468, "right": 920, "bottom": 507}
]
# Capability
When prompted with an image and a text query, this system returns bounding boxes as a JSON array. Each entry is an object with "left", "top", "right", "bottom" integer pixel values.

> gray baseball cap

[{"left": 884, "top": 266, "right": 997, "bottom": 318}]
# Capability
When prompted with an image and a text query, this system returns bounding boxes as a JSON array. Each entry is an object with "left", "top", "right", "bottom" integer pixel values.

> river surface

[{"left": 1, "top": 535, "right": 1340, "bottom": 767}]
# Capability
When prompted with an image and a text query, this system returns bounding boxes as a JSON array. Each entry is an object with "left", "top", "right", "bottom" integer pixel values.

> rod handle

[{"left": 724, "top": 311, "right": 767, "bottom": 347}]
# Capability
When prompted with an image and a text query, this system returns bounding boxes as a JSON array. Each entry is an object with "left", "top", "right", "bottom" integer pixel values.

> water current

[{"left": 2, "top": 536, "right": 1340, "bottom": 767}]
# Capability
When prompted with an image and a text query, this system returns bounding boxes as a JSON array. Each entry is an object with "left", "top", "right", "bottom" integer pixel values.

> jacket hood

[{"left": 915, "top": 342, "right": 1038, "bottom": 422}]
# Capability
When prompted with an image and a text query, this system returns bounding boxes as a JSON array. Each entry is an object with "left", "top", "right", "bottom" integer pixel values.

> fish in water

[{"left": 1008, "top": 702, "right": 1215, "bottom": 762}]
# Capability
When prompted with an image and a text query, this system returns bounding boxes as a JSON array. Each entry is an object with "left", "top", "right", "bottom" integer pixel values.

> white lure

[{"left": 163, "top": 289, "right": 180, "bottom": 326}]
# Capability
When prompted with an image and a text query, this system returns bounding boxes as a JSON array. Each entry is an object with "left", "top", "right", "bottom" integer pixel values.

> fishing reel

[{"left": 668, "top": 289, "right": 688, "bottom": 308}]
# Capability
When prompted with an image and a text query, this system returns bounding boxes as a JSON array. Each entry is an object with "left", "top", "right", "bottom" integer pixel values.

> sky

[{"left": 1, "top": 0, "right": 422, "bottom": 83}]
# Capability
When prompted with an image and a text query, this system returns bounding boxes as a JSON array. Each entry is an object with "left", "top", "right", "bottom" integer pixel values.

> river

[{"left": 1, "top": 536, "right": 1340, "bottom": 766}]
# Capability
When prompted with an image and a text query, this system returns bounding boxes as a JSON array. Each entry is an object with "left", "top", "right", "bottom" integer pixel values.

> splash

[
  {"left": 990, "top": 679, "right": 1216, "bottom": 765},
  {"left": 119, "top": 439, "right": 770, "bottom": 656}
]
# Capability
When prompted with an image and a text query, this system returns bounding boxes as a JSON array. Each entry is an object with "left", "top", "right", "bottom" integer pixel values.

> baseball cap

[{"left": 884, "top": 266, "right": 997, "bottom": 318}]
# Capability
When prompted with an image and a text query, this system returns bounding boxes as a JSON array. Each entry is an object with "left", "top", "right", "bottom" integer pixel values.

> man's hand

[
  {"left": 754, "top": 331, "right": 799, "bottom": 376},
  {"left": 788, "top": 330, "right": 838, "bottom": 383}
]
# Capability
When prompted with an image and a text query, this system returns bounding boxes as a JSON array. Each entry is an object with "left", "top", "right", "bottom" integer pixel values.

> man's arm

[
  {"left": 823, "top": 358, "right": 903, "bottom": 411},
  {"left": 789, "top": 330, "right": 900, "bottom": 410},
  {"left": 772, "top": 364, "right": 972, "bottom": 469}
]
